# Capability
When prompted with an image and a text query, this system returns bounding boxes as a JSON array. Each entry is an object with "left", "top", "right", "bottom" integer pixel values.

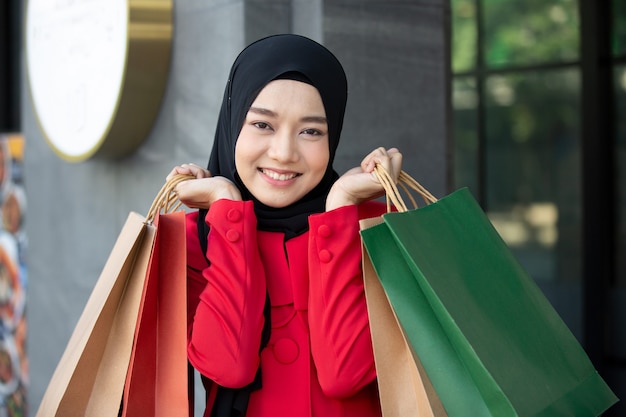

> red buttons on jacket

[
  {"left": 226, "top": 209, "right": 241, "bottom": 242},
  {"left": 317, "top": 225, "right": 333, "bottom": 262},
  {"left": 273, "top": 338, "right": 299, "bottom": 364},
  {"left": 317, "top": 224, "right": 332, "bottom": 238},
  {"left": 226, "top": 229, "right": 240, "bottom": 242},
  {"left": 318, "top": 249, "right": 332, "bottom": 263},
  {"left": 227, "top": 208, "right": 242, "bottom": 222}
]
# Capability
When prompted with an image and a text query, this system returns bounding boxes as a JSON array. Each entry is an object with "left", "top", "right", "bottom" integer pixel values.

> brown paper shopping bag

[
  {"left": 36, "top": 175, "right": 193, "bottom": 417},
  {"left": 361, "top": 215, "right": 447, "bottom": 417}
]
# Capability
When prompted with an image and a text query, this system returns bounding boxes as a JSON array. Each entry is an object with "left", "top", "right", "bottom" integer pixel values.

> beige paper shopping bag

[
  {"left": 361, "top": 217, "right": 447, "bottom": 417},
  {"left": 36, "top": 212, "right": 155, "bottom": 417}
]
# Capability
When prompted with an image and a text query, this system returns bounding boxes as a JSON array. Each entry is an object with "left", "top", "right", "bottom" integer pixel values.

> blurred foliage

[
  {"left": 451, "top": 0, "right": 477, "bottom": 72},
  {"left": 452, "top": 77, "right": 479, "bottom": 191},
  {"left": 483, "top": 0, "right": 579, "bottom": 68},
  {"left": 484, "top": 69, "right": 580, "bottom": 205},
  {"left": 451, "top": 0, "right": 580, "bottom": 72}
]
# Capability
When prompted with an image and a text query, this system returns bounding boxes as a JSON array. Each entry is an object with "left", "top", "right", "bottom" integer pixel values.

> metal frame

[{"left": 580, "top": 0, "right": 616, "bottom": 371}]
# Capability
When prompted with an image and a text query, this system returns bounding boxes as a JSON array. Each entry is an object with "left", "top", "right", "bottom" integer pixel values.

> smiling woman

[{"left": 167, "top": 34, "right": 403, "bottom": 417}]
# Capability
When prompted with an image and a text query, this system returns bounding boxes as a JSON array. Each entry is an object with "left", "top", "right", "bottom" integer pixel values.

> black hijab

[
  {"left": 196, "top": 34, "right": 348, "bottom": 417},
  {"left": 197, "top": 33, "right": 348, "bottom": 241}
]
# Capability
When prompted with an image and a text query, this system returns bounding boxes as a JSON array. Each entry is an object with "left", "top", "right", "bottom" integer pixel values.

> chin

[
  {"left": 260, "top": 199, "right": 294, "bottom": 209},
  {"left": 255, "top": 193, "right": 301, "bottom": 208}
]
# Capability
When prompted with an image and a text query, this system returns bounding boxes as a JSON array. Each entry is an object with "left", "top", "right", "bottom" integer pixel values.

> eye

[
  {"left": 301, "top": 128, "right": 323, "bottom": 136},
  {"left": 253, "top": 121, "right": 272, "bottom": 130}
]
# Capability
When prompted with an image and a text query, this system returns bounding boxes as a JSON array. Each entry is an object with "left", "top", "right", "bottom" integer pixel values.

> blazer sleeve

[
  {"left": 307, "top": 202, "right": 385, "bottom": 398},
  {"left": 186, "top": 199, "right": 267, "bottom": 388}
]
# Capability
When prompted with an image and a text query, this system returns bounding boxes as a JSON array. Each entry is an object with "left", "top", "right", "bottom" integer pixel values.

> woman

[{"left": 169, "top": 34, "right": 402, "bottom": 417}]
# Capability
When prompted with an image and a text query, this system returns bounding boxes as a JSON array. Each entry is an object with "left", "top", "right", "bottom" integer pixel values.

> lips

[{"left": 259, "top": 168, "right": 301, "bottom": 181}]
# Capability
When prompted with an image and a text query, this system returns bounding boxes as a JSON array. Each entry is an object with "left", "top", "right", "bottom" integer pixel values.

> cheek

[
  {"left": 234, "top": 135, "right": 258, "bottom": 174},
  {"left": 306, "top": 142, "right": 330, "bottom": 178},
  {"left": 234, "top": 143, "right": 244, "bottom": 174}
]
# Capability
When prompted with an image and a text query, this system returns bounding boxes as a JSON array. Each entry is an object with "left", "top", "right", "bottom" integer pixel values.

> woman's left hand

[{"left": 326, "top": 147, "right": 402, "bottom": 211}]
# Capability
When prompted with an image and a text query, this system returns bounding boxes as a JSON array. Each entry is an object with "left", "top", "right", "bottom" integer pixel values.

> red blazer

[{"left": 186, "top": 199, "right": 387, "bottom": 417}]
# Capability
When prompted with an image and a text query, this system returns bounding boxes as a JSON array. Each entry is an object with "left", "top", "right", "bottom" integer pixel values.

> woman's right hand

[{"left": 167, "top": 163, "right": 242, "bottom": 209}]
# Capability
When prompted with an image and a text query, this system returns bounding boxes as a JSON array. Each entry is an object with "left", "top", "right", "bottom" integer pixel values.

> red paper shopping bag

[{"left": 121, "top": 210, "right": 189, "bottom": 417}]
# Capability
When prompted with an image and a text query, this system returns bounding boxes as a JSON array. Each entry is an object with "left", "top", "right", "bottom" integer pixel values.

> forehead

[{"left": 250, "top": 79, "right": 326, "bottom": 115}]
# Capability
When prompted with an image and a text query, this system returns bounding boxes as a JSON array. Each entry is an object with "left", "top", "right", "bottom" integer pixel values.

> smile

[{"left": 259, "top": 168, "right": 301, "bottom": 181}]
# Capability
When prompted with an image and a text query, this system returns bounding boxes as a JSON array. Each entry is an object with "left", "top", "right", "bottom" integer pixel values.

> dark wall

[{"left": 0, "top": 0, "right": 21, "bottom": 132}]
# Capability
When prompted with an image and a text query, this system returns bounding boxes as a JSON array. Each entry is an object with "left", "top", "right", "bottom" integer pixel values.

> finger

[
  {"left": 372, "top": 150, "right": 395, "bottom": 176},
  {"left": 174, "top": 178, "right": 203, "bottom": 207},
  {"left": 194, "top": 168, "right": 211, "bottom": 179},
  {"left": 388, "top": 150, "right": 403, "bottom": 182},
  {"left": 361, "top": 147, "right": 388, "bottom": 173},
  {"left": 178, "top": 164, "right": 211, "bottom": 179},
  {"left": 371, "top": 149, "right": 402, "bottom": 185},
  {"left": 166, "top": 165, "right": 189, "bottom": 181}
]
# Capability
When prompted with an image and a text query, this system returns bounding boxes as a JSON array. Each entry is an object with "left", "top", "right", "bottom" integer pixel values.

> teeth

[{"left": 261, "top": 169, "right": 298, "bottom": 181}]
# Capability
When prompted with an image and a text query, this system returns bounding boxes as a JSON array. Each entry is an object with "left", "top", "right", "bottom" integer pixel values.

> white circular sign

[
  {"left": 26, "top": 0, "right": 129, "bottom": 160},
  {"left": 26, "top": 0, "right": 172, "bottom": 162}
]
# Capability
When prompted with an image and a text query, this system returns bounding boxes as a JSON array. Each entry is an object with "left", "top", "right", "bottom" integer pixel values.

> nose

[{"left": 267, "top": 130, "right": 299, "bottom": 163}]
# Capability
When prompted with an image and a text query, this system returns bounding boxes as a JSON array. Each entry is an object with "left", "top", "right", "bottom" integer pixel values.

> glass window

[
  {"left": 482, "top": 0, "right": 579, "bottom": 68},
  {"left": 482, "top": 68, "right": 582, "bottom": 334},
  {"left": 483, "top": 69, "right": 581, "bottom": 285},
  {"left": 451, "top": 0, "right": 478, "bottom": 73},
  {"left": 452, "top": 76, "right": 480, "bottom": 193}
]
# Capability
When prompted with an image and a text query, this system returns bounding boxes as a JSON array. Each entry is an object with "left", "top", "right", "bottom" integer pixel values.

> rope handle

[
  {"left": 373, "top": 164, "right": 437, "bottom": 213},
  {"left": 145, "top": 174, "right": 195, "bottom": 223}
]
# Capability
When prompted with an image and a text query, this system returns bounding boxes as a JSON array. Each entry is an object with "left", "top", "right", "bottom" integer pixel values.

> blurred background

[
  {"left": 451, "top": 2, "right": 625, "bottom": 415},
  {"left": 0, "top": 0, "right": 624, "bottom": 415}
]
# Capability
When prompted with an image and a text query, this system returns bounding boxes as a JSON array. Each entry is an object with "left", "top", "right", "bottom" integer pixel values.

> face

[{"left": 235, "top": 79, "right": 330, "bottom": 208}]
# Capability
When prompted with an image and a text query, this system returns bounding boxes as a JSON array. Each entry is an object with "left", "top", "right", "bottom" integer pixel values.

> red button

[
  {"left": 318, "top": 224, "right": 332, "bottom": 238},
  {"left": 273, "top": 338, "right": 299, "bottom": 364},
  {"left": 226, "top": 229, "right": 240, "bottom": 242},
  {"left": 319, "top": 249, "right": 332, "bottom": 263},
  {"left": 227, "top": 209, "right": 242, "bottom": 222}
]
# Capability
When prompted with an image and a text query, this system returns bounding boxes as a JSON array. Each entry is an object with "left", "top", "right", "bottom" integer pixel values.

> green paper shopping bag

[{"left": 360, "top": 166, "right": 618, "bottom": 417}]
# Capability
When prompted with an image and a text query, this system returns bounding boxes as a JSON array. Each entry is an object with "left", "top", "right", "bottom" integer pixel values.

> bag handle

[
  {"left": 373, "top": 164, "right": 438, "bottom": 213},
  {"left": 146, "top": 174, "right": 195, "bottom": 222}
]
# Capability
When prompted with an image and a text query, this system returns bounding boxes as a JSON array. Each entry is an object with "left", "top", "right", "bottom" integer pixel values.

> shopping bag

[
  {"left": 121, "top": 211, "right": 189, "bottom": 416},
  {"left": 36, "top": 176, "right": 193, "bottom": 417},
  {"left": 360, "top": 166, "right": 619, "bottom": 417},
  {"left": 361, "top": 216, "right": 447, "bottom": 417},
  {"left": 35, "top": 212, "right": 153, "bottom": 417}
]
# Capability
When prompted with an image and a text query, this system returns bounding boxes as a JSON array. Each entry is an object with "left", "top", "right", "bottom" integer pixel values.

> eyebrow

[{"left": 248, "top": 106, "right": 327, "bottom": 124}]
